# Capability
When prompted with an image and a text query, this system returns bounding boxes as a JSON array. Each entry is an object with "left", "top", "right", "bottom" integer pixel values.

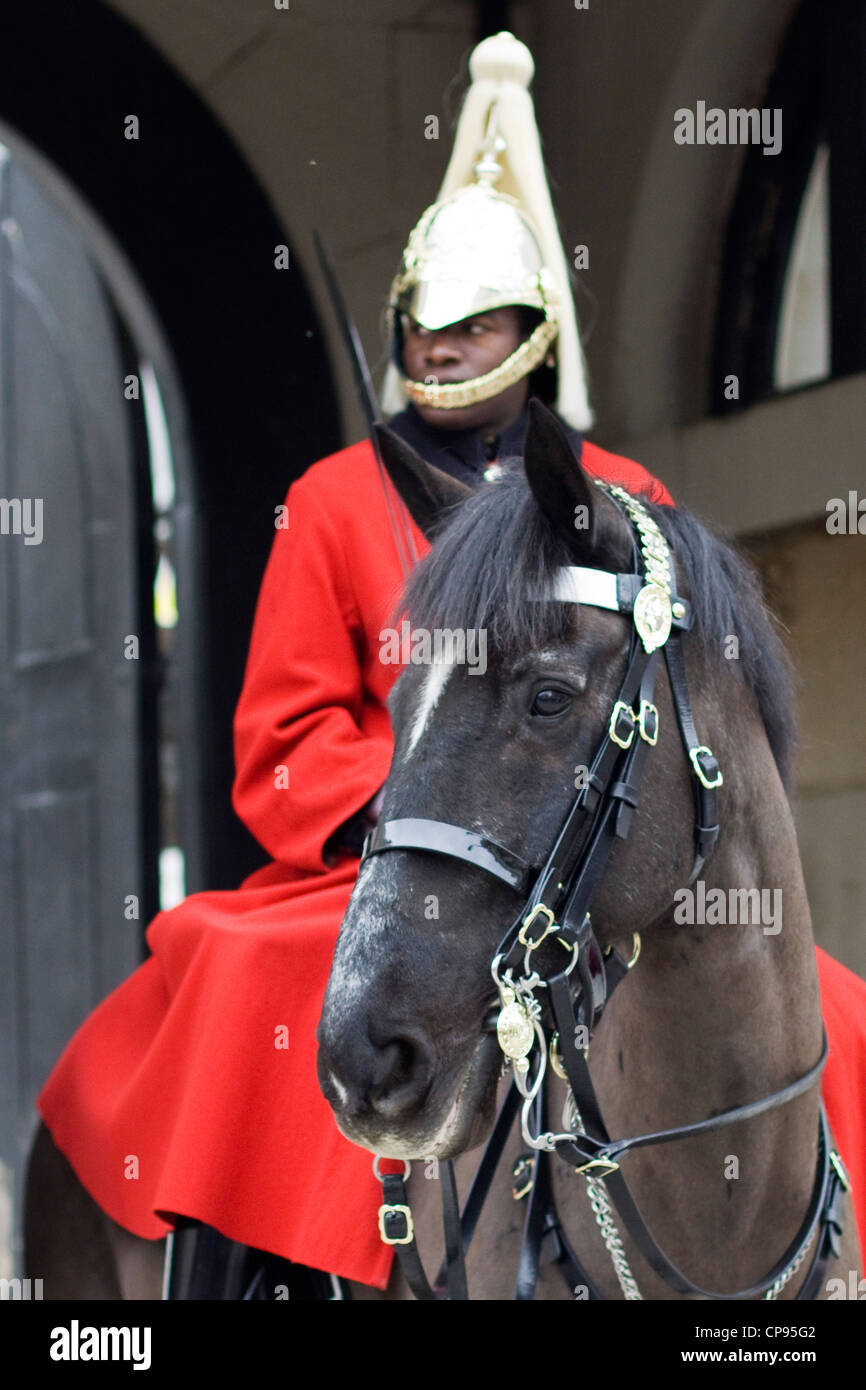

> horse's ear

[
  {"left": 523, "top": 399, "right": 595, "bottom": 553},
  {"left": 373, "top": 424, "right": 473, "bottom": 540}
]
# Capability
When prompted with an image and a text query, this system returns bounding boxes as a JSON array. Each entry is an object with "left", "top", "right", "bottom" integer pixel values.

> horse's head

[{"left": 316, "top": 402, "right": 786, "bottom": 1161}]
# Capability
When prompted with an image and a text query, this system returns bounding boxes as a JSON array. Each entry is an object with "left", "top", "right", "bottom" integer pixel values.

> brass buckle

[
  {"left": 511, "top": 1155, "right": 535, "bottom": 1201},
  {"left": 689, "top": 745, "right": 723, "bottom": 789},
  {"left": 549, "top": 1032, "right": 568, "bottom": 1080},
  {"left": 573, "top": 1157, "right": 620, "bottom": 1178},
  {"left": 518, "top": 903, "right": 557, "bottom": 949},
  {"left": 378, "top": 1203, "right": 415, "bottom": 1245},
  {"left": 605, "top": 932, "right": 641, "bottom": 971},
  {"left": 638, "top": 700, "right": 659, "bottom": 746},
  {"left": 609, "top": 700, "right": 636, "bottom": 750}
]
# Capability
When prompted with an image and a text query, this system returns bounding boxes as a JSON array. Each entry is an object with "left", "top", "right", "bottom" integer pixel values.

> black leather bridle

[{"left": 360, "top": 484, "right": 849, "bottom": 1301}]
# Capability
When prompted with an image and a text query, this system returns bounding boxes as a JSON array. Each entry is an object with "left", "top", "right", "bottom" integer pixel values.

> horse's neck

[{"left": 554, "top": 742, "right": 823, "bottom": 1299}]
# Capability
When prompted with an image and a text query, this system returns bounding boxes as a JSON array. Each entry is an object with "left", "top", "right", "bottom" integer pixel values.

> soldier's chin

[
  {"left": 338, "top": 1033, "right": 501, "bottom": 1161},
  {"left": 412, "top": 394, "right": 494, "bottom": 433}
]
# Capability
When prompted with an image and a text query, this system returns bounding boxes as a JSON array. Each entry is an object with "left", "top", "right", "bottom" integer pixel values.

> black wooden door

[{"left": 0, "top": 142, "right": 146, "bottom": 1270}]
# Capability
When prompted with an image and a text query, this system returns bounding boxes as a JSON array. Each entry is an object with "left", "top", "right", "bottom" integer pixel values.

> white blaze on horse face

[
  {"left": 405, "top": 657, "right": 453, "bottom": 756},
  {"left": 325, "top": 856, "right": 395, "bottom": 1025}
]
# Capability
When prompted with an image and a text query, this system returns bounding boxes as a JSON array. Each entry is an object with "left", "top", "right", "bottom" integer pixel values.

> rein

[{"left": 361, "top": 482, "right": 849, "bottom": 1300}]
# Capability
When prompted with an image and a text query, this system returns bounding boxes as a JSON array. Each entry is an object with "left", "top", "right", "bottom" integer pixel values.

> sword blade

[{"left": 313, "top": 230, "right": 417, "bottom": 576}]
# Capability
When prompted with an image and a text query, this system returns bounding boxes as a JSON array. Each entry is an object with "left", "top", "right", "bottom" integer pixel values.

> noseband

[{"left": 360, "top": 482, "right": 848, "bottom": 1301}]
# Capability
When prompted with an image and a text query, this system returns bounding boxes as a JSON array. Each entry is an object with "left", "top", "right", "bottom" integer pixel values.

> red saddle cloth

[{"left": 37, "top": 439, "right": 866, "bottom": 1288}]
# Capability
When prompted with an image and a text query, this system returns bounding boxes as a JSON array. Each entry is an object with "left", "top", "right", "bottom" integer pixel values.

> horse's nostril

[
  {"left": 371, "top": 1038, "right": 413, "bottom": 1095},
  {"left": 368, "top": 1030, "right": 435, "bottom": 1121}
]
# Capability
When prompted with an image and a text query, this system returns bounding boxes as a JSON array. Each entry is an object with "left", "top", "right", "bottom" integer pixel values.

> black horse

[{"left": 318, "top": 401, "right": 862, "bottom": 1300}]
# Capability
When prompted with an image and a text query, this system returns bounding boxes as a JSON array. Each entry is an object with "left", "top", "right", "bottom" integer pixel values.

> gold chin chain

[
  {"left": 401, "top": 316, "right": 558, "bottom": 411},
  {"left": 400, "top": 267, "right": 560, "bottom": 412}
]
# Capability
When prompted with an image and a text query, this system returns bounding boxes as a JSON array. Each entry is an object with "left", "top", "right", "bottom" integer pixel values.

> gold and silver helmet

[{"left": 382, "top": 31, "right": 593, "bottom": 431}]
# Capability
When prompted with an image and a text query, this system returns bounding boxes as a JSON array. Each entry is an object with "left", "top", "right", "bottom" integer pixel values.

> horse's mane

[{"left": 397, "top": 464, "right": 796, "bottom": 791}]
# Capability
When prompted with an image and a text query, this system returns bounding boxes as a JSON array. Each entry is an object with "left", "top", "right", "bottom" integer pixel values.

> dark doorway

[
  {"left": 0, "top": 1, "right": 341, "bottom": 894},
  {"left": 0, "top": 1, "right": 340, "bottom": 1278}
]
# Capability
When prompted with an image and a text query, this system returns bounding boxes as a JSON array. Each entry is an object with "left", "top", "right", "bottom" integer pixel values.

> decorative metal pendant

[
  {"left": 595, "top": 481, "right": 677, "bottom": 655},
  {"left": 633, "top": 582, "right": 672, "bottom": 653},
  {"left": 496, "top": 987, "right": 534, "bottom": 1060}
]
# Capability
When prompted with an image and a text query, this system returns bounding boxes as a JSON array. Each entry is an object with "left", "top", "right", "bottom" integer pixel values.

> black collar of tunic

[{"left": 385, "top": 401, "right": 583, "bottom": 487}]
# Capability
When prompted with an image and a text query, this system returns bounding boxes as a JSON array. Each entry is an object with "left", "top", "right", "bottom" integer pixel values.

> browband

[{"left": 548, "top": 565, "right": 692, "bottom": 630}]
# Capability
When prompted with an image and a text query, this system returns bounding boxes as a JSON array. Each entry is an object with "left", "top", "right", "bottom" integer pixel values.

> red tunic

[{"left": 37, "top": 438, "right": 866, "bottom": 1288}]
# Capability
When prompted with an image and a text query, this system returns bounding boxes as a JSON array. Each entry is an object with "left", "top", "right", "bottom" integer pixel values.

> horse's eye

[{"left": 531, "top": 687, "right": 573, "bottom": 717}]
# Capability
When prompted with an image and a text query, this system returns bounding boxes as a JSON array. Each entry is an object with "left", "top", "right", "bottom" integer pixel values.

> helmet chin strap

[{"left": 400, "top": 316, "right": 558, "bottom": 411}]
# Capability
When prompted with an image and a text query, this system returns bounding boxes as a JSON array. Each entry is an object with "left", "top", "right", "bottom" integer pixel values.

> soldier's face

[{"left": 401, "top": 306, "right": 531, "bottom": 433}]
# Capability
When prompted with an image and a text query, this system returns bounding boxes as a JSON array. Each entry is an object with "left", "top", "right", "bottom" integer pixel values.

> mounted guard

[
  {"left": 27, "top": 30, "right": 864, "bottom": 1304},
  {"left": 382, "top": 29, "right": 591, "bottom": 434}
]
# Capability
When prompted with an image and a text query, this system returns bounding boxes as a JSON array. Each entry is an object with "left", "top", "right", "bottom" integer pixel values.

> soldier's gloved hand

[{"left": 324, "top": 785, "right": 386, "bottom": 862}]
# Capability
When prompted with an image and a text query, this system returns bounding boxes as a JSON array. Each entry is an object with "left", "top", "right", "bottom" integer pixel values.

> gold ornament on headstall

[{"left": 601, "top": 483, "right": 675, "bottom": 654}]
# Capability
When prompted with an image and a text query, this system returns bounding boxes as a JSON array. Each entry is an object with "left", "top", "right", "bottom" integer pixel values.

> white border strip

[{"left": 549, "top": 567, "right": 621, "bottom": 610}]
